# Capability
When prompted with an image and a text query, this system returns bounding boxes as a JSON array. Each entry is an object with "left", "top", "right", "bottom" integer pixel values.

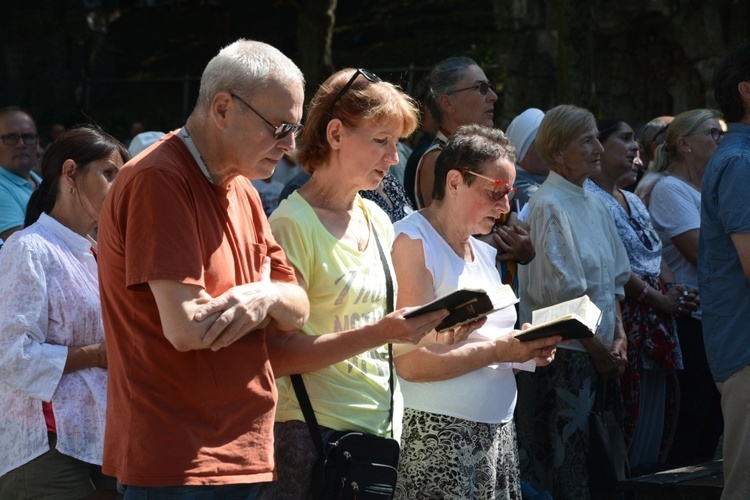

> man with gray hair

[{"left": 98, "top": 39, "right": 310, "bottom": 497}]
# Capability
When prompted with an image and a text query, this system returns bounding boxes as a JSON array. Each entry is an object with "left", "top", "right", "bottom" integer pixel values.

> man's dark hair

[{"left": 713, "top": 39, "right": 750, "bottom": 123}]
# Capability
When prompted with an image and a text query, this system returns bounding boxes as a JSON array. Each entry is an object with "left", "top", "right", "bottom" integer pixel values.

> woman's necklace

[{"left": 311, "top": 175, "right": 370, "bottom": 252}]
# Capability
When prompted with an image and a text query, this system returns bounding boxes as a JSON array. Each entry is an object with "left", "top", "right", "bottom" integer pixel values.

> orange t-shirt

[{"left": 98, "top": 133, "right": 297, "bottom": 486}]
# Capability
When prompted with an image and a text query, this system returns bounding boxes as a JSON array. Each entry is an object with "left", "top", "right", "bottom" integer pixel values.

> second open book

[
  {"left": 404, "top": 285, "right": 601, "bottom": 340},
  {"left": 518, "top": 295, "right": 601, "bottom": 341}
]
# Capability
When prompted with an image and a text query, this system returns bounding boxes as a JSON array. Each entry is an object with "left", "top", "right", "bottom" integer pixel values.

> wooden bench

[{"left": 618, "top": 461, "right": 723, "bottom": 499}]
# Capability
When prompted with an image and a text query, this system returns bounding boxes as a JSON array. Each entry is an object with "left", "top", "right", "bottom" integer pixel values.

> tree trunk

[
  {"left": 296, "top": 0, "right": 338, "bottom": 100},
  {"left": 554, "top": 0, "right": 596, "bottom": 111}
]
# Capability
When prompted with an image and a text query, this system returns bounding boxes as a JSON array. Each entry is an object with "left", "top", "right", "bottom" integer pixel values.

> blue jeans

[{"left": 124, "top": 483, "right": 261, "bottom": 499}]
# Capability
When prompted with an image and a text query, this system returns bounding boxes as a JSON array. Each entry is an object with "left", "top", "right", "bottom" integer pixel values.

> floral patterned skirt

[
  {"left": 395, "top": 408, "right": 521, "bottom": 500},
  {"left": 619, "top": 275, "right": 682, "bottom": 458},
  {"left": 515, "top": 349, "right": 624, "bottom": 500}
]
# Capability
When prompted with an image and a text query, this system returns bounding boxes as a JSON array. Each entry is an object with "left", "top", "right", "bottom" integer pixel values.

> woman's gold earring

[{"left": 69, "top": 187, "right": 74, "bottom": 194}]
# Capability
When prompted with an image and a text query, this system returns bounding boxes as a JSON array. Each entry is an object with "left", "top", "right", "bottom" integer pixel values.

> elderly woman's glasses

[
  {"left": 459, "top": 168, "right": 517, "bottom": 202},
  {"left": 230, "top": 93, "right": 303, "bottom": 140},
  {"left": 686, "top": 127, "right": 724, "bottom": 143},
  {"left": 327, "top": 68, "right": 382, "bottom": 119},
  {"left": 447, "top": 81, "right": 495, "bottom": 96}
]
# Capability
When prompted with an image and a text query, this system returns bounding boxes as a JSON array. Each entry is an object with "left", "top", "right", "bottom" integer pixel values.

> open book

[
  {"left": 515, "top": 295, "right": 601, "bottom": 342},
  {"left": 403, "top": 285, "right": 519, "bottom": 333}
]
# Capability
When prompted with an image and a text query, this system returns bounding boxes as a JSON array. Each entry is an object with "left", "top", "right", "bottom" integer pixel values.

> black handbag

[
  {"left": 290, "top": 227, "right": 400, "bottom": 499},
  {"left": 588, "top": 378, "right": 630, "bottom": 499}
]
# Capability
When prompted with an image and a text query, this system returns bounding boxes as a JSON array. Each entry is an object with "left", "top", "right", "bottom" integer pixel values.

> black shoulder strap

[
  {"left": 371, "top": 227, "right": 395, "bottom": 438},
  {"left": 290, "top": 373, "right": 325, "bottom": 459}
]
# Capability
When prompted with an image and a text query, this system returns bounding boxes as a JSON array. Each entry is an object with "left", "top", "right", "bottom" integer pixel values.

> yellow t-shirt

[{"left": 269, "top": 191, "right": 401, "bottom": 437}]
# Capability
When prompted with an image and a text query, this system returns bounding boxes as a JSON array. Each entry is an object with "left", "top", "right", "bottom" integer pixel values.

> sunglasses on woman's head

[
  {"left": 447, "top": 81, "right": 495, "bottom": 96},
  {"left": 459, "top": 168, "right": 517, "bottom": 202},
  {"left": 327, "top": 68, "right": 382, "bottom": 120}
]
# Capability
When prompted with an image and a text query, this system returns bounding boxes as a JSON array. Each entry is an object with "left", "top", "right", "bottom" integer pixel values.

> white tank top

[{"left": 394, "top": 212, "right": 518, "bottom": 424}]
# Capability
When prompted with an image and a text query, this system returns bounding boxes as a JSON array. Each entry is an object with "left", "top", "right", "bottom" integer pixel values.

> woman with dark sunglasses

[
  {"left": 257, "top": 69, "right": 451, "bottom": 500},
  {"left": 411, "top": 56, "right": 498, "bottom": 209},
  {"left": 407, "top": 56, "right": 534, "bottom": 294},
  {"left": 391, "top": 124, "right": 559, "bottom": 500},
  {"left": 646, "top": 108, "right": 725, "bottom": 467},
  {"left": 585, "top": 119, "right": 697, "bottom": 471}
]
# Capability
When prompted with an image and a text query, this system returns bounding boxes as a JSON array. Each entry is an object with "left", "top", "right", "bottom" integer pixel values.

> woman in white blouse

[
  {"left": 0, "top": 126, "right": 127, "bottom": 498},
  {"left": 515, "top": 105, "right": 631, "bottom": 500}
]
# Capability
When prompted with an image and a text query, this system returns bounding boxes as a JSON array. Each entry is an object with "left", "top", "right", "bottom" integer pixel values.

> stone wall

[{"left": 493, "top": 0, "right": 750, "bottom": 128}]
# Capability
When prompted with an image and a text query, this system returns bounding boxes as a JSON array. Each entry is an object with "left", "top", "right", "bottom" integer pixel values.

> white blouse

[
  {"left": 0, "top": 213, "right": 107, "bottom": 477},
  {"left": 519, "top": 171, "right": 631, "bottom": 351}
]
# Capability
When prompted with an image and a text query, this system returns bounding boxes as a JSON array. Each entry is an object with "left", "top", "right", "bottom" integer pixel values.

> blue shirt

[
  {"left": 0, "top": 166, "right": 41, "bottom": 234},
  {"left": 699, "top": 122, "right": 750, "bottom": 382}
]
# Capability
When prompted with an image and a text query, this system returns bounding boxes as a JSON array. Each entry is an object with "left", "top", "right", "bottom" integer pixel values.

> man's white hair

[{"left": 196, "top": 39, "right": 304, "bottom": 110}]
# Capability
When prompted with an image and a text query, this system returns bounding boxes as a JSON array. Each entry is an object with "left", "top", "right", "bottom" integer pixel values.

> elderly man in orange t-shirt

[{"left": 97, "top": 39, "right": 311, "bottom": 498}]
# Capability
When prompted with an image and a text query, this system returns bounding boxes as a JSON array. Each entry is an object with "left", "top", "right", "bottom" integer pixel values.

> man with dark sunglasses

[
  {"left": 0, "top": 106, "right": 41, "bottom": 242},
  {"left": 98, "top": 39, "right": 310, "bottom": 498}
]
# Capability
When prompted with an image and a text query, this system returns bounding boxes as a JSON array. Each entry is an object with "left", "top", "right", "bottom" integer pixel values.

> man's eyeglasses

[
  {"left": 447, "top": 81, "right": 495, "bottom": 96},
  {"left": 327, "top": 68, "right": 382, "bottom": 119},
  {"left": 230, "top": 93, "right": 303, "bottom": 140},
  {"left": 1, "top": 133, "right": 39, "bottom": 146},
  {"left": 687, "top": 127, "right": 724, "bottom": 143},
  {"left": 459, "top": 168, "right": 517, "bottom": 202}
]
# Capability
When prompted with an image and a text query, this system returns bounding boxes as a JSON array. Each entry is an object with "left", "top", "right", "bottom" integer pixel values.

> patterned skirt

[
  {"left": 619, "top": 274, "right": 682, "bottom": 456},
  {"left": 515, "top": 349, "right": 624, "bottom": 500},
  {"left": 395, "top": 408, "right": 521, "bottom": 500}
]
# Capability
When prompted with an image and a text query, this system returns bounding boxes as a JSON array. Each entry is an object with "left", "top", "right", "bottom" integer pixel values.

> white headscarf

[{"left": 505, "top": 108, "right": 544, "bottom": 164}]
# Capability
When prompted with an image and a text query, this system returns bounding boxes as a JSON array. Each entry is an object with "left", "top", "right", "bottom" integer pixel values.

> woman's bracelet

[
  {"left": 664, "top": 282, "right": 677, "bottom": 291},
  {"left": 636, "top": 283, "right": 649, "bottom": 302}
]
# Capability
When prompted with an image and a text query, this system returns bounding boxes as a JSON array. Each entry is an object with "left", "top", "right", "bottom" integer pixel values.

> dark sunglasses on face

[
  {"left": 1, "top": 133, "right": 39, "bottom": 146},
  {"left": 230, "top": 93, "right": 303, "bottom": 140},
  {"left": 327, "top": 68, "right": 382, "bottom": 119},
  {"left": 447, "top": 81, "right": 495, "bottom": 96},
  {"left": 459, "top": 168, "right": 517, "bottom": 202}
]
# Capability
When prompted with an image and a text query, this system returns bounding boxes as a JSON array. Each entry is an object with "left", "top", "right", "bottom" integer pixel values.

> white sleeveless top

[{"left": 394, "top": 212, "right": 518, "bottom": 424}]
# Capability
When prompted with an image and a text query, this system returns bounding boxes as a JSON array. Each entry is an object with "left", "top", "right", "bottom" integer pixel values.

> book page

[
  {"left": 531, "top": 295, "right": 600, "bottom": 332},
  {"left": 488, "top": 285, "right": 519, "bottom": 311},
  {"left": 512, "top": 360, "right": 536, "bottom": 372}
]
